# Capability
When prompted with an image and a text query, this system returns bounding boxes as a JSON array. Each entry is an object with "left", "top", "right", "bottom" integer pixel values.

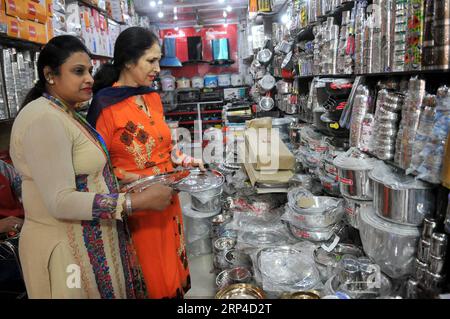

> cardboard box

[
  {"left": 18, "top": 17, "right": 29, "bottom": 39},
  {"left": 6, "top": 0, "right": 27, "bottom": 19},
  {"left": 244, "top": 128, "right": 295, "bottom": 171},
  {"left": 6, "top": 15, "right": 19, "bottom": 37},
  {"left": 34, "top": 20, "right": 45, "bottom": 43},
  {"left": 25, "top": 0, "right": 47, "bottom": 23},
  {"left": 45, "top": 0, "right": 52, "bottom": 16},
  {"left": 242, "top": 152, "right": 293, "bottom": 186},
  {"left": 0, "top": 9, "right": 8, "bottom": 34}
]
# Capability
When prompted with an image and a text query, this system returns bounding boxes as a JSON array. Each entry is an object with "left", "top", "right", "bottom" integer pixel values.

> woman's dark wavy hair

[
  {"left": 21, "top": 35, "right": 91, "bottom": 109},
  {"left": 92, "top": 27, "right": 159, "bottom": 94}
]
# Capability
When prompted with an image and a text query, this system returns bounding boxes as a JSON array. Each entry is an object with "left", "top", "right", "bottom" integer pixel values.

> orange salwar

[{"left": 95, "top": 88, "right": 190, "bottom": 298}]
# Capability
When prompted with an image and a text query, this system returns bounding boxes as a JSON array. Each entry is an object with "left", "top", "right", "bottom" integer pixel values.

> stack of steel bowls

[
  {"left": 285, "top": 188, "right": 344, "bottom": 242},
  {"left": 370, "top": 89, "right": 404, "bottom": 160}
]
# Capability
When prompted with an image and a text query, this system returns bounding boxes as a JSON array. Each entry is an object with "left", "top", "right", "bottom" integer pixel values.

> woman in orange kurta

[{"left": 87, "top": 27, "right": 202, "bottom": 298}]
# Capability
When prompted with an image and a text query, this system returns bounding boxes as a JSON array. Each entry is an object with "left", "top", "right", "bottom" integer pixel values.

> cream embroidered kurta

[{"left": 9, "top": 97, "right": 145, "bottom": 299}]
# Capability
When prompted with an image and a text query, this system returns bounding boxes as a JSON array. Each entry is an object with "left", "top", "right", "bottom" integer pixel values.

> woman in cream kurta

[{"left": 9, "top": 96, "right": 146, "bottom": 298}]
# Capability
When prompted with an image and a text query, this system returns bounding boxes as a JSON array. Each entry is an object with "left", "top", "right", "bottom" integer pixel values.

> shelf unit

[
  {"left": 77, "top": 0, "right": 126, "bottom": 25},
  {"left": 164, "top": 99, "right": 224, "bottom": 149}
]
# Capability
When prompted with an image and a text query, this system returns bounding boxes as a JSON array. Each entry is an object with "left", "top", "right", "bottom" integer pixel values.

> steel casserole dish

[{"left": 359, "top": 206, "right": 420, "bottom": 279}]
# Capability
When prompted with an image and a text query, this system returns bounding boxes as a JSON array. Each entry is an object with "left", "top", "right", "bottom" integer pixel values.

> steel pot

[
  {"left": 191, "top": 189, "right": 223, "bottom": 213},
  {"left": 286, "top": 197, "right": 344, "bottom": 229},
  {"left": 336, "top": 168, "right": 374, "bottom": 200},
  {"left": 369, "top": 167, "right": 435, "bottom": 226},
  {"left": 176, "top": 170, "right": 225, "bottom": 213},
  {"left": 343, "top": 196, "right": 373, "bottom": 230}
]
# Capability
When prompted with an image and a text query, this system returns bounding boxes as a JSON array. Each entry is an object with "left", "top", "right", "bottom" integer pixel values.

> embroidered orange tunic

[{"left": 95, "top": 90, "right": 190, "bottom": 299}]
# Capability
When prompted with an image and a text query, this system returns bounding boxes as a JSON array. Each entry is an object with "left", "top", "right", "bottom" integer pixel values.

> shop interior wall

[{"left": 160, "top": 24, "right": 239, "bottom": 77}]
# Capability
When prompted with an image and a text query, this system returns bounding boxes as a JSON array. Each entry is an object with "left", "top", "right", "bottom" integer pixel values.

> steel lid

[{"left": 175, "top": 169, "right": 224, "bottom": 193}]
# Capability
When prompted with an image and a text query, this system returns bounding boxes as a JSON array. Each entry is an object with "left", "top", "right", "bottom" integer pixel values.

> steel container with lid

[
  {"left": 369, "top": 162, "right": 435, "bottom": 226},
  {"left": 176, "top": 170, "right": 225, "bottom": 213},
  {"left": 333, "top": 148, "right": 379, "bottom": 201}
]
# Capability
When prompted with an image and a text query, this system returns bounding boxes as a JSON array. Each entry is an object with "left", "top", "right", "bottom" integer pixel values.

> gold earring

[{"left": 48, "top": 79, "right": 54, "bottom": 84}]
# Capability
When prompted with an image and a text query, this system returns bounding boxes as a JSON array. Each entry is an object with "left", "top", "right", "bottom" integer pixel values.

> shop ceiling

[{"left": 133, "top": 0, "right": 249, "bottom": 29}]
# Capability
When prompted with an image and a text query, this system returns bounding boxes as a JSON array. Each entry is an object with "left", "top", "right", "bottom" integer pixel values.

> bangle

[{"left": 125, "top": 193, "right": 133, "bottom": 217}]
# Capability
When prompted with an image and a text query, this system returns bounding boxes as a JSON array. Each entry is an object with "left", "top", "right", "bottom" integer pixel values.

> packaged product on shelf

[
  {"left": 66, "top": 3, "right": 82, "bottom": 36},
  {"left": 412, "top": 86, "right": 450, "bottom": 184},
  {"left": 405, "top": 0, "right": 425, "bottom": 71},
  {"left": 409, "top": 94, "right": 437, "bottom": 173},
  {"left": 349, "top": 85, "right": 372, "bottom": 149},
  {"left": 381, "top": 0, "right": 396, "bottom": 72},
  {"left": 394, "top": 0, "right": 409, "bottom": 72},
  {"left": 395, "top": 77, "right": 426, "bottom": 169}
]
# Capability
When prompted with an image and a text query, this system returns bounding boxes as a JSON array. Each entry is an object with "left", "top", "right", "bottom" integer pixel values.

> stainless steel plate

[{"left": 122, "top": 170, "right": 190, "bottom": 192}]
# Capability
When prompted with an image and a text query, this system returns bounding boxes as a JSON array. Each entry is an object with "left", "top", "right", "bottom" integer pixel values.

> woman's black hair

[
  {"left": 21, "top": 35, "right": 90, "bottom": 109},
  {"left": 92, "top": 27, "right": 159, "bottom": 94}
]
